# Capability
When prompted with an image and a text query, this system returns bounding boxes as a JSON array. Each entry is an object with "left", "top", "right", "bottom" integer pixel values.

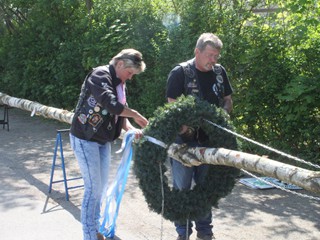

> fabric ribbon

[
  {"left": 98, "top": 131, "right": 167, "bottom": 238},
  {"left": 99, "top": 130, "right": 135, "bottom": 238}
]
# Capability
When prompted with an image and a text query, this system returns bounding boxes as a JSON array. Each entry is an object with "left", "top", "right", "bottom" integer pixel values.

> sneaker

[{"left": 196, "top": 233, "right": 215, "bottom": 240}]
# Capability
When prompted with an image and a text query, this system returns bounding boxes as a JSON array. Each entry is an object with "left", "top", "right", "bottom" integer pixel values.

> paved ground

[{"left": 0, "top": 108, "right": 319, "bottom": 240}]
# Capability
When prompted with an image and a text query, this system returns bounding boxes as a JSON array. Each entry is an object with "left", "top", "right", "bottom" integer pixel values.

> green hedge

[{"left": 0, "top": 0, "right": 318, "bottom": 164}]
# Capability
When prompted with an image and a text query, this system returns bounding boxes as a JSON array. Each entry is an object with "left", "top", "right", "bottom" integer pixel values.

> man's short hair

[{"left": 195, "top": 33, "right": 223, "bottom": 51}]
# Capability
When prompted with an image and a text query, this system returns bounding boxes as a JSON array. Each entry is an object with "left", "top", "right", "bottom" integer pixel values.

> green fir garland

[{"left": 134, "top": 96, "right": 240, "bottom": 222}]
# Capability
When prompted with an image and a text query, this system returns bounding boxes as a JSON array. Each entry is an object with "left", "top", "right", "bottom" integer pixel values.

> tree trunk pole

[
  {"left": 167, "top": 143, "right": 320, "bottom": 194},
  {"left": 2, "top": 92, "right": 319, "bottom": 194},
  {"left": 0, "top": 92, "right": 74, "bottom": 124}
]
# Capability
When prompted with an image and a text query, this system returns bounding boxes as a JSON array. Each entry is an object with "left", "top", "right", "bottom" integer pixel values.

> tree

[{"left": 0, "top": 0, "right": 319, "bottom": 165}]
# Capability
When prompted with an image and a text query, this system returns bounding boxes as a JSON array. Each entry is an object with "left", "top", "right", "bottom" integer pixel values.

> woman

[{"left": 70, "top": 49, "right": 149, "bottom": 240}]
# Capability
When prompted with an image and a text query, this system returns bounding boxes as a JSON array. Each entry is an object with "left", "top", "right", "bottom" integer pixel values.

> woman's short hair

[{"left": 110, "top": 49, "right": 146, "bottom": 73}]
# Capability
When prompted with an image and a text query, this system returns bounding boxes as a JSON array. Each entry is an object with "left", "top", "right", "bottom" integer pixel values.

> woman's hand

[{"left": 131, "top": 128, "right": 144, "bottom": 139}]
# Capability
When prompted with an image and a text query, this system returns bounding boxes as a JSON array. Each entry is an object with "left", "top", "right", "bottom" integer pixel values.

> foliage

[
  {"left": 0, "top": 0, "right": 88, "bottom": 108},
  {"left": 134, "top": 96, "right": 240, "bottom": 221},
  {"left": 0, "top": 0, "right": 319, "bottom": 165},
  {"left": 229, "top": 1, "right": 320, "bottom": 164}
]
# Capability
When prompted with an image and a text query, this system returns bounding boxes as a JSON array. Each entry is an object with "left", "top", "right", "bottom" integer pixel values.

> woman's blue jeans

[{"left": 70, "top": 134, "right": 111, "bottom": 240}]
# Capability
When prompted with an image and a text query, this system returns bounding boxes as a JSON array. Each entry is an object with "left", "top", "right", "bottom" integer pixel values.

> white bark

[
  {"left": 0, "top": 92, "right": 74, "bottom": 124},
  {"left": 2, "top": 92, "right": 319, "bottom": 194},
  {"left": 168, "top": 143, "right": 320, "bottom": 194}
]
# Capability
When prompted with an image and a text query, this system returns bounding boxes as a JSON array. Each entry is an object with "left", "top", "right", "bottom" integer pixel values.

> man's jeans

[
  {"left": 171, "top": 137, "right": 213, "bottom": 237},
  {"left": 70, "top": 134, "right": 111, "bottom": 240}
]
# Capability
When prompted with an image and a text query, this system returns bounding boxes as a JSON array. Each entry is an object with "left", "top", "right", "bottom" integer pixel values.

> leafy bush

[{"left": 0, "top": 0, "right": 318, "bottom": 164}]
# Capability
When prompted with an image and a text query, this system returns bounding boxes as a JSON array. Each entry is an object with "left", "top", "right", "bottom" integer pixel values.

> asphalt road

[{"left": 0, "top": 108, "right": 319, "bottom": 240}]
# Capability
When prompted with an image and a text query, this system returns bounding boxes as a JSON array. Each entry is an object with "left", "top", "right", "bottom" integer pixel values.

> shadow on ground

[{"left": 0, "top": 108, "right": 319, "bottom": 240}]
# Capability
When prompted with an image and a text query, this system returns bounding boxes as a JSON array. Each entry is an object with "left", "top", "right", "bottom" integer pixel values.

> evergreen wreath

[{"left": 133, "top": 96, "right": 240, "bottom": 222}]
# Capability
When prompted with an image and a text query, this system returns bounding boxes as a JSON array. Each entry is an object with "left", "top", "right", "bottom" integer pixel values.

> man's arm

[
  {"left": 223, "top": 95, "right": 233, "bottom": 114},
  {"left": 167, "top": 97, "right": 192, "bottom": 135},
  {"left": 168, "top": 97, "right": 176, "bottom": 103}
]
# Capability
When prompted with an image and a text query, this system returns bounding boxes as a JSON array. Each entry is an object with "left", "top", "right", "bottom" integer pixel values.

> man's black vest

[{"left": 179, "top": 59, "right": 225, "bottom": 107}]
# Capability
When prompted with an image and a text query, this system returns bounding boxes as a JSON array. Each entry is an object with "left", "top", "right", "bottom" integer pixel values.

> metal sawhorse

[
  {"left": 0, "top": 104, "right": 11, "bottom": 131},
  {"left": 48, "top": 129, "right": 83, "bottom": 201}
]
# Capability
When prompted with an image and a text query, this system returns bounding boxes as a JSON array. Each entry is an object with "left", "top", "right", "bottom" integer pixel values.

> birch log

[
  {"left": 2, "top": 92, "right": 320, "bottom": 194},
  {"left": 167, "top": 143, "right": 320, "bottom": 194},
  {"left": 0, "top": 92, "right": 74, "bottom": 124}
]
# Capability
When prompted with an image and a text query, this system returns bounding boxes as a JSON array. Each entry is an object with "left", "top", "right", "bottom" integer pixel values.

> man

[
  {"left": 70, "top": 49, "right": 148, "bottom": 240},
  {"left": 166, "top": 33, "right": 233, "bottom": 240}
]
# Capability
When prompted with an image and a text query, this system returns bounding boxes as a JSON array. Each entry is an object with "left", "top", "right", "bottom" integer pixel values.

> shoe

[
  {"left": 196, "top": 233, "right": 215, "bottom": 240},
  {"left": 97, "top": 232, "right": 105, "bottom": 240},
  {"left": 176, "top": 235, "right": 188, "bottom": 240}
]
